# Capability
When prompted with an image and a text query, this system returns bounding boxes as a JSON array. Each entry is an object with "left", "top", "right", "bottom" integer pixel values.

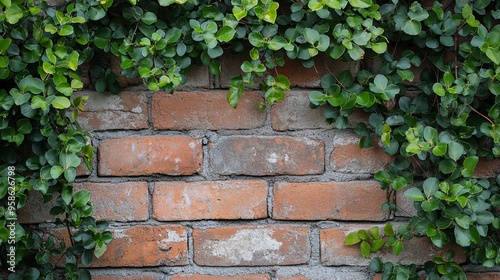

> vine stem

[{"left": 468, "top": 104, "right": 495, "bottom": 125}]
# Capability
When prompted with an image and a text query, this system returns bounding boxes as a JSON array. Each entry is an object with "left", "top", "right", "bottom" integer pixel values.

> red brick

[
  {"left": 193, "top": 225, "right": 310, "bottom": 266},
  {"left": 98, "top": 136, "right": 202, "bottom": 176},
  {"left": 153, "top": 180, "right": 268, "bottom": 221},
  {"left": 474, "top": 158, "right": 500, "bottom": 178},
  {"left": 91, "top": 274, "right": 160, "bottom": 280},
  {"left": 74, "top": 91, "right": 148, "bottom": 131},
  {"left": 74, "top": 182, "right": 149, "bottom": 222},
  {"left": 330, "top": 134, "right": 393, "bottom": 174},
  {"left": 171, "top": 274, "right": 270, "bottom": 280},
  {"left": 211, "top": 136, "right": 324, "bottom": 176},
  {"left": 273, "top": 181, "right": 389, "bottom": 221},
  {"left": 91, "top": 225, "right": 188, "bottom": 267},
  {"left": 320, "top": 224, "right": 465, "bottom": 266},
  {"left": 152, "top": 91, "right": 265, "bottom": 130},
  {"left": 271, "top": 91, "right": 370, "bottom": 131},
  {"left": 76, "top": 158, "right": 92, "bottom": 177}
]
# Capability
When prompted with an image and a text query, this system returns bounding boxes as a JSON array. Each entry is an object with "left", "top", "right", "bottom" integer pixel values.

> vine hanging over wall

[{"left": 0, "top": 0, "right": 499, "bottom": 278}]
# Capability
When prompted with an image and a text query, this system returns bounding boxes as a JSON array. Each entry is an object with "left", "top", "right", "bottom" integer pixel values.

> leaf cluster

[{"left": 1, "top": 0, "right": 500, "bottom": 278}]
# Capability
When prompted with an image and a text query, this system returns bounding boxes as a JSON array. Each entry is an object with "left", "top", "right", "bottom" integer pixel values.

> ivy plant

[{"left": 0, "top": 0, "right": 499, "bottom": 278}]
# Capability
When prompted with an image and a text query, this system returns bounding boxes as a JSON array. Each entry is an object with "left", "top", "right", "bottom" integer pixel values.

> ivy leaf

[
  {"left": 348, "top": 0, "right": 372, "bottom": 8},
  {"left": 94, "top": 243, "right": 107, "bottom": 258},
  {"left": 265, "top": 87, "right": 285, "bottom": 104},
  {"left": 448, "top": 142, "right": 464, "bottom": 161},
  {"left": 345, "top": 231, "right": 361, "bottom": 245},
  {"left": 404, "top": 187, "right": 425, "bottom": 202},
  {"left": 50, "top": 165, "right": 64, "bottom": 179},
  {"left": 423, "top": 177, "right": 439, "bottom": 198},
  {"left": 165, "top": 28, "right": 182, "bottom": 44},
  {"left": 392, "top": 240, "right": 403, "bottom": 255},
  {"left": 347, "top": 45, "right": 364, "bottom": 60},
  {"left": 454, "top": 226, "right": 471, "bottom": 246},
  {"left": 73, "top": 190, "right": 91, "bottom": 208},
  {"left": 52, "top": 96, "right": 71, "bottom": 109},
  {"left": 369, "top": 257, "right": 383, "bottom": 272},
  {"left": 81, "top": 249, "right": 93, "bottom": 267},
  {"left": 18, "top": 76, "right": 45, "bottom": 94},
  {"left": 402, "top": 20, "right": 421, "bottom": 35},
  {"left": 461, "top": 156, "right": 478, "bottom": 178},
  {"left": 216, "top": 26, "right": 236, "bottom": 42},
  {"left": 6, "top": 4, "right": 23, "bottom": 24},
  {"left": 61, "top": 185, "right": 73, "bottom": 205},
  {"left": 228, "top": 78, "right": 244, "bottom": 108},
  {"left": 360, "top": 240, "right": 371, "bottom": 258}
]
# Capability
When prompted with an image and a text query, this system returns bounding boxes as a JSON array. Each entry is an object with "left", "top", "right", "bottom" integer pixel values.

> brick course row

[{"left": 48, "top": 224, "right": 460, "bottom": 268}]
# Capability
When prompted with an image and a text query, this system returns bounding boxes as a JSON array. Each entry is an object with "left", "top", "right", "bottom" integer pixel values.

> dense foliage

[{"left": 0, "top": 0, "right": 499, "bottom": 278}]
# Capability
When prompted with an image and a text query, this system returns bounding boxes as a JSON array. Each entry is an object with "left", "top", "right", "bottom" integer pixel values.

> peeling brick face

[
  {"left": 98, "top": 136, "right": 202, "bottom": 176},
  {"left": 152, "top": 91, "right": 266, "bottom": 130},
  {"left": 75, "top": 91, "right": 148, "bottom": 131},
  {"left": 74, "top": 182, "right": 149, "bottom": 222},
  {"left": 153, "top": 180, "right": 268, "bottom": 221},
  {"left": 92, "top": 225, "right": 188, "bottom": 267},
  {"left": 273, "top": 181, "right": 389, "bottom": 221},
  {"left": 211, "top": 136, "right": 324, "bottom": 175},
  {"left": 193, "top": 225, "right": 311, "bottom": 266},
  {"left": 271, "top": 91, "right": 334, "bottom": 131}
]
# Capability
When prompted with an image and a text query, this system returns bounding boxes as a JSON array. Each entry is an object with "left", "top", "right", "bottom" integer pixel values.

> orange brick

[
  {"left": 98, "top": 136, "right": 202, "bottom": 176},
  {"left": 171, "top": 274, "right": 270, "bottom": 280},
  {"left": 75, "top": 91, "right": 148, "bottom": 131},
  {"left": 273, "top": 181, "right": 389, "bottom": 221},
  {"left": 152, "top": 91, "right": 265, "bottom": 130},
  {"left": 91, "top": 225, "right": 188, "bottom": 267},
  {"left": 211, "top": 136, "right": 324, "bottom": 175},
  {"left": 193, "top": 225, "right": 310, "bottom": 266},
  {"left": 330, "top": 134, "right": 393, "bottom": 174},
  {"left": 320, "top": 224, "right": 465, "bottom": 266},
  {"left": 74, "top": 182, "right": 149, "bottom": 222},
  {"left": 153, "top": 180, "right": 268, "bottom": 221}
]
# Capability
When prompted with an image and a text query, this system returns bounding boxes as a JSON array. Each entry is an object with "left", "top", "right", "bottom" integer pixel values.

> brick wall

[{"left": 20, "top": 57, "right": 500, "bottom": 279}]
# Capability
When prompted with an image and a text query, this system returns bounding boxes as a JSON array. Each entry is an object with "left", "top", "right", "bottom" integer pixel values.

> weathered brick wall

[{"left": 20, "top": 57, "right": 500, "bottom": 279}]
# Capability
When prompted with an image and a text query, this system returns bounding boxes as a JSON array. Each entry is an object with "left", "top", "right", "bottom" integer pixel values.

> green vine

[{"left": 0, "top": 0, "right": 499, "bottom": 278}]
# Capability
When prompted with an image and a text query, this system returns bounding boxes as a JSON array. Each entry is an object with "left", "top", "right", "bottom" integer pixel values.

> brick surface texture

[
  {"left": 153, "top": 180, "right": 268, "bottom": 221},
  {"left": 193, "top": 225, "right": 311, "bottom": 266},
  {"left": 17, "top": 53, "right": 494, "bottom": 278},
  {"left": 211, "top": 136, "right": 324, "bottom": 175}
]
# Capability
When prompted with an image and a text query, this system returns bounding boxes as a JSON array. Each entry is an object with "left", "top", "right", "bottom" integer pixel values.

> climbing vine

[{"left": 0, "top": 0, "right": 499, "bottom": 278}]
